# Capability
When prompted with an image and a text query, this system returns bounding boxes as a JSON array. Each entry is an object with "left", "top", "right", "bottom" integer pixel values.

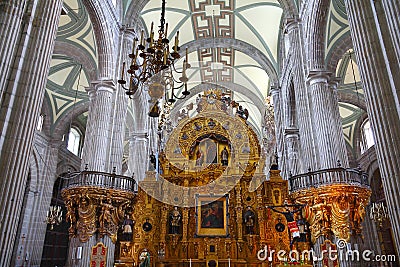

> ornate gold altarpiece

[
  {"left": 62, "top": 90, "right": 369, "bottom": 267},
  {"left": 114, "top": 91, "right": 310, "bottom": 267}
]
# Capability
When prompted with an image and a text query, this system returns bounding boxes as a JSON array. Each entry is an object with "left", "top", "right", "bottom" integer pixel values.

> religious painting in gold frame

[{"left": 196, "top": 195, "right": 229, "bottom": 237}]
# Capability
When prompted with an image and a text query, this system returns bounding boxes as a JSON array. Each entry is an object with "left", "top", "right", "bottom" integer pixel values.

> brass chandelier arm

[{"left": 117, "top": 0, "right": 191, "bottom": 113}]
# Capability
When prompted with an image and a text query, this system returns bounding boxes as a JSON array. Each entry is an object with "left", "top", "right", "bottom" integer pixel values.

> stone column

[
  {"left": 81, "top": 80, "right": 116, "bottom": 172},
  {"left": 126, "top": 88, "right": 150, "bottom": 181},
  {"left": 270, "top": 86, "right": 285, "bottom": 172},
  {"left": 109, "top": 28, "right": 135, "bottom": 174},
  {"left": 0, "top": 0, "right": 63, "bottom": 265},
  {"left": 344, "top": 0, "right": 400, "bottom": 256},
  {"left": 307, "top": 71, "right": 349, "bottom": 169},
  {"left": 70, "top": 80, "right": 117, "bottom": 266},
  {"left": 128, "top": 133, "right": 149, "bottom": 182},
  {"left": 0, "top": 0, "right": 28, "bottom": 98},
  {"left": 284, "top": 130, "right": 301, "bottom": 176},
  {"left": 285, "top": 19, "right": 317, "bottom": 172},
  {"left": 11, "top": 134, "right": 60, "bottom": 266},
  {"left": 381, "top": 0, "right": 400, "bottom": 67}
]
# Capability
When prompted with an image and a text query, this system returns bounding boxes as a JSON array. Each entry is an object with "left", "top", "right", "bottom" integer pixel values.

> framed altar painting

[{"left": 196, "top": 195, "right": 229, "bottom": 237}]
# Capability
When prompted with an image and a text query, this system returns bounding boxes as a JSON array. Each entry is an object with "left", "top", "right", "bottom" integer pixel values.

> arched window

[
  {"left": 360, "top": 119, "right": 375, "bottom": 153},
  {"left": 67, "top": 128, "right": 81, "bottom": 156}
]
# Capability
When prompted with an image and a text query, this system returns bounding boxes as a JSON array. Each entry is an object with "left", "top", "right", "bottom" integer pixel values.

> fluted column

[
  {"left": 109, "top": 28, "right": 135, "bottom": 174},
  {"left": 0, "top": 0, "right": 63, "bottom": 265},
  {"left": 270, "top": 86, "right": 286, "bottom": 175},
  {"left": 381, "top": 0, "right": 400, "bottom": 67},
  {"left": 81, "top": 80, "right": 116, "bottom": 172},
  {"left": 307, "top": 72, "right": 349, "bottom": 169},
  {"left": 344, "top": 0, "right": 400, "bottom": 257},
  {"left": 0, "top": 0, "right": 28, "bottom": 98},
  {"left": 128, "top": 133, "right": 149, "bottom": 182},
  {"left": 286, "top": 19, "right": 317, "bottom": 172},
  {"left": 284, "top": 130, "right": 301, "bottom": 176},
  {"left": 127, "top": 88, "right": 150, "bottom": 181}
]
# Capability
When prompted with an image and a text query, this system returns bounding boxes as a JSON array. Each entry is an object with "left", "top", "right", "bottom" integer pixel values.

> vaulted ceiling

[{"left": 44, "top": 0, "right": 366, "bottom": 158}]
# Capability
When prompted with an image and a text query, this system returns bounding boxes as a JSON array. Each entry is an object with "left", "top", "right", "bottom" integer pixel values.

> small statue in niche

[
  {"left": 121, "top": 214, "right": 134, "bottom": 241},
  {"left": 221, "top": 147, "right": 229, "bottom": 166},
  {"left": 244, "top": 206, "right": 256, "bottom": 235},
  {"left": 139, "top": 250, "right": 151, "bottom": 267},
  {"left": 169, "top": 206, "right": 181, "bottom": 234}
]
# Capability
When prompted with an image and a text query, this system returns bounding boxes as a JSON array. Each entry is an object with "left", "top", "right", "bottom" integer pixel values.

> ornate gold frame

[{"left": 196, "top": 195, "right": 229, "bottom": 237}]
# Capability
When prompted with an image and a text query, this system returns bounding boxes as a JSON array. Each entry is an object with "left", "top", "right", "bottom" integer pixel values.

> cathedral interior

[{"left": 0, "top": 0, "right": 399, "bottom": 266}]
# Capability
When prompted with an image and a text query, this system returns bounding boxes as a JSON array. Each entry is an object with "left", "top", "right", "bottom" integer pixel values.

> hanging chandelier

[
  {"left": 118, "top": 0, "right": 190, "bottom": 117},
  {"left": 45, "top": 205, "right": 63, "bottom": 230}
]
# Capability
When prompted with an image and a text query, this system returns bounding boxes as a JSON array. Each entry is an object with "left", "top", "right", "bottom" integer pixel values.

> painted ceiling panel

[
  {"left": 236, "top": 4, "right": 282, "bottom": 66},
  {"left": 45, "top": 54, "right": 90, "bottom": 132},
  {"left": 325, "top": 0, "right": 350, "bottom": 60},
  {"left": 58, "top": 0, "right": 98, "bottom": 66},
  {"left": 236, "top": 0, "right": 279, "bottom": 9},
  {"left": 138, "top": 1, "right": 283, "bottom": 135}
]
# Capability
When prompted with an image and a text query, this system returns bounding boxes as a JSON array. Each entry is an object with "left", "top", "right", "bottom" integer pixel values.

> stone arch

[
  {"left": 304, "top": 0, "right": 331, "bottom": 70},
  {"left": 81, "top": 1, "right": 117, "bottom": 79},
  {"left": 182, "top": 38, "right": 279, "bottom": 84},
  {"left": 52, "top": 101, "right": 89, "bottom": 141},
  {"left": 325, "top": 33, "right": 353, "bottom": 73},
  {"left": 53, "top": 41, "right": 98, "bottom": 81},
  {"left": 277, "top": 0, "right": 299, "bottom": 18}
]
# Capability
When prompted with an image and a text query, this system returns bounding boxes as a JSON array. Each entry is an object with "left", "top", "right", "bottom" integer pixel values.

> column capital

[
  {"left": 129, "top": 132, "right": 148, "bottom": 141},
  {"left": 306, "top": 70, "right": 332, "bottom": 85},
  {"left": 270, "top": 84, "right": 281, "bottom": 95},
  {"left": 283, "top": 18, "right": 300, "bottom": 33},
  {"left": 284, "top": 128, "right": 299, "bottom": 137},
  {"left": 329, "top": 76, "right": 341, "bottom": 90},
  {"left": 91, "top": 79, "right": 116, "bottom": 93}
]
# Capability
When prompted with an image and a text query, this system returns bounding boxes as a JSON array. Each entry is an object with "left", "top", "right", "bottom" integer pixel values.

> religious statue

[
  {"left": 221, "top": 147, "right": 229, "bottom": 166},
  {"left": 99, "top": 200, "right": 114, "bottom": 234},
  {"left": 169, "top": 206, "right": 181, "bottom": 234},
  {"left": 267, "top": 201, "right": 304, "bottom": 246},
  {"left": 121, "top": 214, "right": 134, "bottom": 241},
  {"left": 139, "top": 250, "right": 150, "bottom": 267},
  {"left": 244, "top": 207, "right": 256, "bottom": 235}
]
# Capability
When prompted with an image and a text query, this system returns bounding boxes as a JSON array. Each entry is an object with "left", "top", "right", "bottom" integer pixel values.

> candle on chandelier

[
  {"left": 165, "top": 23, "right": 168, "bottom": 39},
  {"left": 174, "top": 31, "right": 179, "bottom": 52},
  {"left": 121, "top": 62, "right": 125, "bottom": 80},
  {"left": 140, "top": 30, "right": 144, "bottom": 46},
  {"left": 189, "top": 258, "right": 192, "bottom": 267}
]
